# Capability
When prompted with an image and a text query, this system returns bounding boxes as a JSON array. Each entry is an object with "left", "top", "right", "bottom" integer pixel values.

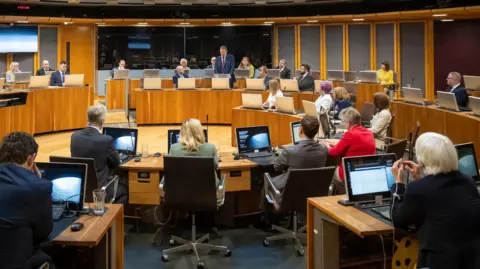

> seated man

[
  {"left": 297, "top": 64, "right": 314, "bottom": 92},
  {"left": 0, "top": 132, "right": 54, "bottom": 269},
  {"left": 324, "top": 107, "right": 376, "bottom": 195},
  {"left": 36, "top": 60, "right": 55, "bottom": 76},
  {"left": 446, "top": 71, "right": 468, "bottom": 108},
  {"left": 50, "top": 60, "right": 69, "bottom": 87},
  {"left": 172, "top": 65, "right": 189, "bottom": 88},
  {"left": 70, "top": 104, "right": 126, "bottom": 203}
]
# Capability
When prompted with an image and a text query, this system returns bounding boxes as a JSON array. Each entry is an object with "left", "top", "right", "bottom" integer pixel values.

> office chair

[
  {"left": 262, "top": 167, "right": 336, "bottom": 256},
  {"left": 385, "top": 139, "right": 408, "bottom": 160},
  {"left": 161, "top": 156, "right": 231, "bottom": 269},
  {"left": 360, "top": 102, "right": 375, "bottom": 127}
]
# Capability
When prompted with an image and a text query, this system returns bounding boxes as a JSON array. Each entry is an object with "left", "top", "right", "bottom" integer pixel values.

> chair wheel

[
  {"left": 161, "top": 254, "right": 169, "bottom": 262},
  {"left": 263, "top": 240, "right": 270, "bottom": 247},
  {"left": 225, "top": 249, "right": 232, "bottom": 257},
  {"left": 169, "top": 239, "right": 175, "bottom": 245},
  {"left": 296, "top": 249, "right": 305, "bottom": 257},
  {"left": 197, "top": 262, "right": 205, "bottom": 269}
]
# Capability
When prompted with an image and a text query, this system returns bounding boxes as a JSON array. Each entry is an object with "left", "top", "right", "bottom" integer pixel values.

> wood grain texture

[
  {"left": 106, "top": 79, "right": 127, "bottom": 110},
  {"left": 0, "top": 91, "right": 34, "bottom": 138},
  {"left": 129, "top": 79, "right": 141, "bottom": 109},
  {"left": 332, "top": 81, "right": 386, "bottom": 111}
]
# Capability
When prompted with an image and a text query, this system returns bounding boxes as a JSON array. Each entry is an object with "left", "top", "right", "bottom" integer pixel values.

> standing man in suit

[
  {"left": 70, "top": 104, "right": 126, "bottom": 203},
  {"left": 36, "top": 60, "right": 55, "bottom": 76},
  {"left": 172, "top": 66, "right": 189, "bottom": 88},
  {"left": 446, "top": 71, "right": 468, "bottom": 108},
  {"left": 49, "top": 61, "right": 69, "bottom": 87},
  {"left": 214, "top": 45, "right": 236, "bottom": 88},
  {"left": 206, "top": 56, "right": 216, "bottom": 69},
  {"left": 296, "top": 64, "right": 315, "bottom": 92},
  {"left": 276, "top": 59, "right": 291, "bottom": 79}
]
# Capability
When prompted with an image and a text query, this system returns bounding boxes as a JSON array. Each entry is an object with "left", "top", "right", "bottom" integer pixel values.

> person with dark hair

[
  {"left": 377, "top": 60, "right": 394, "bottom": 94},
  {"left": 0, "top": 132, "right": 54, "bottom": 269},
  {"left": 50, "top": 60, "right": 69, "bottom": 86},
  {"left": 214, "top": 45, "right": 236, "bottom": 88},
  {"left": 369, "top": 92, "right": 392, "bottom": 141},
  {"left": 297, "top": 64, "right": 314, "bottom": 92},
  {"left": 275, "top": 59, "right": 291, "bottom": 79},
  {"left": 257, "top": 65, "right": 272, "bottom": 90}
]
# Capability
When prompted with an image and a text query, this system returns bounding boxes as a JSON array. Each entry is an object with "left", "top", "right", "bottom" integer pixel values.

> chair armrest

[
  {"left": 101, "top": 175, "right": 119, "bottom": 204},
  {"left": 217, "top": 174, "right": 227, "bottom": 206},
  {"left": 264, "top": 173, "right": 280, "bottom": 204}
]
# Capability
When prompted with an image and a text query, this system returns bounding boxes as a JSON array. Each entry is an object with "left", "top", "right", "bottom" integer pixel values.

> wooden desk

[
  {"left": 332, "top": 81, "right": 386, "bottom": 111},
  {"left": 0, "top": 91, "right": 34, "bottom": 138},
  {"left": 52, "top": 204, "right": 124, "bottom": 269},
  {"left": 307, "top": 196, "right": 393, "bottom": 269},
  {"left": 129, "top": 79, "right": 141, "bottom": 109},
  {"left": 231, "top": 107, "right": 302, "bottom": 147},
  {"left": 106, "top": 79, "right": 127, "bottom": 110}
]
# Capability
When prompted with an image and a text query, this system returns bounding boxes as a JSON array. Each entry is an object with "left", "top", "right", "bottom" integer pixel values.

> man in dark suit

[
  {"left": 214, "top": 45, "right": 236, "bottom": 88},
  {"left": 110, "top": 59, "right": 126, "bottom": 78},
  {"left": 70, "top": 104, "right": 126, "bottom": 203},
  {"left": 172, "top": 66, "right": 189, "bottom": 88},
  {"left": 275, "top": 59, "right": 291, "bottom": 79},
  {"left": 206, "top": 56, "right": 216, "bottom": 69},
  {"left": 50, "top": 60, "right": 69, "bottom": 87},
  {"left": 447, "top": 71, "right": 468, "bottom": 108},
  {"left": 0, "top": 132, "right": 54, "bottom": 269},
  {"left": 36, "top": 60, "right": 55, "bottom": 76},
  {"left": 297, "top": 64, "right": 315, "bottom": 92}
]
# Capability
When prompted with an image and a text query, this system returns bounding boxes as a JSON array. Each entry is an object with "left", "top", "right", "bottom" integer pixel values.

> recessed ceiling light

[
  {"left": 441, "top": 19, "right": 454, "bottom": 22},
  {"left": 137, "top": 22, "right": 148, "bottom": 25},
  {"left": 17, "top": 21, "right": 28, "bottom": 23},
  {"left": 63, "top": 22, "right": 73, "bottom": 25},
  {"left": 222, "top": 22, "right": 232, "bottom": 25},
  {"left": 307, "top": 20, "right": 318, "bottom": 23},
  {"left": 264, "top": 21, "right": 274, "bottom": 24},
  {"left": 433, "top": 14, "right": 448, "bottom": 17},
  {"left": 180, "top": 22, "right": 190, "bottom": 25},
  {"left": 352, "top": 18, "right": 365, "bottom": 22}
]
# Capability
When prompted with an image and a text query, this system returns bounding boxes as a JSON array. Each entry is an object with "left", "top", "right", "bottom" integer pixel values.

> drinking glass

[
  {"left": 142, "top": 143, "right": 148, "bottom": 158},
  {"left": 93, "top": 189, "right": 106, "bottom": 215}
]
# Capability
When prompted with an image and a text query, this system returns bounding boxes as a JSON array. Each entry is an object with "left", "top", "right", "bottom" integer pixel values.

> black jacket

[
  {"left": 0, "top": 164, "right": 53, "bottom": 269},
  {"left": 449, "top": 85, "right": 469, "bottom": 108},
  {"left": 70, "top": 127, "right": 121, "bottom": 187},
  {"left": 275, "top": 66, "right": 291, "bottom": 80},
  {"left": 297, "top": 74, "right": 315, "bottom": 92},
  {"left": 35, "top": 68, "right": 54, "bottom": 76},
  {"left": 49, "top": 71, "right": 70, "bottom": 87},
  {"left": 391, "top": 171, "right": 480, "bottom": 269}
]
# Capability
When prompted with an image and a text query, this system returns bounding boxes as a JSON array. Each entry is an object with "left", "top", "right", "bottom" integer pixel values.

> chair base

[{"left": 263, "top": 212, "right": 306, "bottom": 256}]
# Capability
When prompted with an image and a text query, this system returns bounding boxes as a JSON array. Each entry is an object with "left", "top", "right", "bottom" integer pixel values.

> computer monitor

[
  {"left": 102, "top": 127, "right": 138, "bottom": 154},
  {"left": 455, "top": 143, "right": 479, "bottom": 183},
  {"left": 167, "top": 129, "right": 208, "bottom": 153},
  {"left": 290, "top": 121, "right": 301, "bottom": 145},
  {"left": 144, "top": 69, "right": 160, "bottom": 78},
  {"left": 235, "top": 126, "right": 271, "bottom": 154},
  {"left": 36, "top": 162, "right": 87, "bottom": 211},
  {"left": 326, "top": 70, "right": 344, "bottom": 81},
  {"left": 343, "top": 154, "right": 396, "bottom": 202}
]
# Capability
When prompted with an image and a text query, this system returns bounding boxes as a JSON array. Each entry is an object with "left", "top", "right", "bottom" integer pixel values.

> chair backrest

[
  {"left": 385, "top": 112, "right": 395, "bottom": 143},
  {"left": 279, "top": 167, "right": 336, "bottom": 214},
  {"left": 163, "top": 156, "right": 218, "bottom": 212},
  {"left": 360, "top": 102, "right": 375, "bottom": 122},
  {"left": 386, "top": 139, "right": 408, "bottom": 159}
]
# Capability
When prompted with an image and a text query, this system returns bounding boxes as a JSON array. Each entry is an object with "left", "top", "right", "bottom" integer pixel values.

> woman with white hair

[
  {"left": 180, "top": 58, "right": 190, "bottom": 70},
  {"left": 6, "top": 62, "right": 21, "bottom": 83},
  {"left": 391, "top": 132, "right": 480, "bottom": 269}
]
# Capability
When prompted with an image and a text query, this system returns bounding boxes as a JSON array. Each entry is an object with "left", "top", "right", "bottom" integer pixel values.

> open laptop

[
  {"left": 13, "top": 72, "right": 31, "bottom": 84},
  {"left": 143, "top": 78, "right": 162, "bottom": 90},
  {"left": 341, "top": 82, "right": 358, "bottom": 95},
  {"left": 290, "top": 121, "right": 302, "bottom": 145},
  {"left": 241, "top": 93, "right": 264, "bottom": 109},
  {"left": 144, "top": 69, "right": 160, "bottom": 78},
  {"left": 358, "top": 71, "right": 378, "bottom": 83},
  {"left": 326, "top": 70, "right": 344, "bottom": 81},
  {"left": 177, "top": 78, "right": 196, "bottom": 90},
  {"left": 212, "top": 78, "right": 231, "bottom": 90},
  {"left": 402, "top": 87, "right": 432, "bottom": 106},
  {"left": 344, "top": 71, "right": 357, "bottom": 82},
  {"left": 246, "top": 79, "right": 265, "bottom": 91},
  {"left": 113, "top": 69, "right": 129, "bottom": 80},
  {"left": 302, "top": 100, "right": 318, "bottom": 117},
  {"left": 437, "top": 91, "right": 469, "bottom": 111},
  {"left": 236, "top": 126, "right": 272, "bottom": 159},
  {"left": 455, "top": 143, "right": 480, "bottom": 187},
  {"left": 464, "top": 75, "right": 480, "bottom": 91},
  {"left": 469, "top": 96, "right": 480, "bottom": 117},
  {"left": 268, "top": 69, "right": 281, "bottom": 79},
  {"left": 36, "top": 162, "right": 87, "bottom": 221},
  {"left": 103, "top": 127, "right": 138, "bottom": 164},
  {"left": 64, "top": 74, "right": 84, "bottom": 87},
  {"left": 314, "top": 80, "right": 333, "bottom": 93},
  {"left": 28, "top": 75, "right": 50, "bottom": 89},
  {"left": 280, "top": 79, "right": 299, "bottom": 92},
  {"left": 167, "top": 129, "right": 208, "bottom": 153},
  {"left": 234, "top": 69, "right": 250, "bottom": 79},
  {"left": 276, "top": 96, "right": 302, "bottom": 114}
]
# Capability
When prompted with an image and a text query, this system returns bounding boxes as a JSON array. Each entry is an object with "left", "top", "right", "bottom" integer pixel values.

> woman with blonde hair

[
  {"left": 6, "top": 62, "right": 21, "bottom": 83},
  {"left": 263, "top": 79, "right": 283, "bottom": 109},
  {"left": 331, "top": 87, "right": 352, "bottom": 119},
  {"left": 238, "top": 56, "right": 255, "bottom": 78}
]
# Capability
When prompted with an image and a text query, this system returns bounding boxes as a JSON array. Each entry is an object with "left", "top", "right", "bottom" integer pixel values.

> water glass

[
  {"left": 93, "top": 189, "right": 106, "bottom": 215},
  {"left": 142, "top": 143, "right": 148, "bottom": 158}
]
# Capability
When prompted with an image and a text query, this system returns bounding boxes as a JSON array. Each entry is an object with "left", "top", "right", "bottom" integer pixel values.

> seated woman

[
  {"left": 263, "top": 79, "right": 283, "bottom": 109},
  {"left": 368, "top": 92, "right": 392, "bottom": 141},
  {"left": 391, "top": 132, "right": 480, "bottom": 269},
  {"left": 180, "top": 58, "right": 190, "bottom": 70},
  {"left": 238, "top": 57, "right": 255, "bottom": 79},
  {"left": 331, "top": 87, "right": 352, "bottom": 119},
  {"left": 314, "top": 82, "right": 333, "bottom": 114},
  {"left": 257, "top": 65, "right": 272, "bottom": 90},
  {"left": 6, "top": 62, "right": 21, "bottom": 83},
  {"left": 377, "top": 60, "right": 394, "bottom": 94}
]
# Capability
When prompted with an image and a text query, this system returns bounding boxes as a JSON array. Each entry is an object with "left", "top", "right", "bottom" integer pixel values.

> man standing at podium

[
  {"left": 36, "top": 60, "right": 55, "bottom": 76},
  {"left": 214, "top": 45, "right": 236, "bottom": 88}
]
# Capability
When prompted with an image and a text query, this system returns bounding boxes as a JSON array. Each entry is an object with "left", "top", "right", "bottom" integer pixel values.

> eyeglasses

[{"left": 446, "top": 77, "right": 455, "bottom": 80}]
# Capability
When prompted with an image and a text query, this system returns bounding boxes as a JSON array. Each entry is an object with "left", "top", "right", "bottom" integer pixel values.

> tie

[
  {"left": 221, "top": 57, "right": 225, "bottom": 73},
  {"left": 61, "top": 72, "right": 65, "bottom": 83}
]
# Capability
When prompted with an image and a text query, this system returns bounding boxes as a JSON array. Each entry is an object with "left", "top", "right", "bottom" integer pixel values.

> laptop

[
  {"left": 302, "top": 100, "right": 318, "bottom": 117},
  {"left": 268, "top": 69, "right": 281, "bottom": 79},
  {"left": 113, "top": 69, "right": 129, "bottom": 80},
  {"left": 294, "top": 69, "right": 302, "bottom": 79},
  {"left": 36, "top": 162, "right": 87, "bottom": 221},
  {"left": 280, "top": 79, "right": 299, "bottom": 92},
  {"left": 455, "top": 143, "right": 480, "bottom": 186},
  {"left": 469, "top": 96, "right": 480, "bottom": 117},
  {"left": 177, "top": 78, "right": 196, "bottom": 90},
  {"left": 246, "top": 79, "right": 265, "bottom": 91},
  {"left": 290, "top": 121, "right": 302, "bottom": 145},
  {"left": 13, "top": 72, "right": 31, "bottom": 84},
  {"left": 241, "top": 93, "right": 264, "bottom": 109},
  {"left": 464, "top": 75, "right": 480, "bottom": 90},
  {"left": 234, "top": 69, "right": 250, "bottom": 79},
  {"left": 326, "top": 70, "right": 344, "bottom": 81},
  {"left": 211, "top": 78, "right": 231, "bottom": 90},
  {"left": 314, "top": 80, "right": 333, "bottom": 93},
  {"left": 167, "top": 129, "right": 208, "bottom": 153},
  {"left": 276, "top": 96, "right": 302, "bottom": 114},
  {"left": 64, "top": 74, "right": 84, "bottom": 87},
  {"left": 402, "top": 87, "right": 432, "bottom": 106},
  {"left": 143, "top": 78, "right": 162, "bottom": 90},
  {"left": 144, "top": 69, "right": 160, "bottom": 78},
  {"left": 358, "top": 71, "right": 378, "bottom": 83},
  {"left": 213, "top": 74, "right": 230, "bottom": 79},
  {"left": 437, "top": 91, "right": 467, "bottom": 111},
  {"left": 204, "top": 69, "right": 215, "bottom": 78},
  {"left": 344, "top": 71, "right": 357, "bottom": 82},
  {"left": 28, "top": 76, "right": 50, "bottom": 89},
  {"left": 103, "top": 127, "right": 138, "bottom": 164},
  {"left": 236, "top": 126, "right": 272, "bottom": 158}
]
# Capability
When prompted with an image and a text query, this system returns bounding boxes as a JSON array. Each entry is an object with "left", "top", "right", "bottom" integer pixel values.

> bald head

[
  {"left": 176, "top": 65, "right": 184, "bottom": 74},
  {"left": 42, "top": 60, "right": 49, "bottom": 70}
]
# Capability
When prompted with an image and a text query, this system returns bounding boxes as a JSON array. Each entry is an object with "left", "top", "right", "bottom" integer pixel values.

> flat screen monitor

[
  {"left": 103, "top": 127, "right": 138, "bottom": 154},
  {"left": 235, "top": 126, "right": 271, "bottom": 154},
  {"left": 0, "top": 26, "right": 38, "bottom": 53},
  {"left": 167, "top": 129, "right": 208, "bottom": 153},
  {"left": 290, "top": 121, "right": 301, "bottom": 145},
  {"left": 455, "top": 143, "right": 479, "bottom": 183}
]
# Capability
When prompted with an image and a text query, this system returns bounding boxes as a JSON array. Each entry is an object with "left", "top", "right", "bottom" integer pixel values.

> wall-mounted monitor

[{"left": 0, "top": 26, "right": 38, "bottom": 53}]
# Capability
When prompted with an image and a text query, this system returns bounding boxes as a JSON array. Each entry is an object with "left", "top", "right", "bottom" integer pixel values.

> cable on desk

[{"left": 380, "top": 234, "right": 386, "bottom": 269}]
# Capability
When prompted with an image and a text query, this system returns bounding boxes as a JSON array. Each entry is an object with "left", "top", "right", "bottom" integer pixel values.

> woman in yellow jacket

[
  {"left": 377, "top": 60, "right": 394, "bottom": 94},
  {"left": 238, "top": 57, "right": 255, "bottom": 78}
]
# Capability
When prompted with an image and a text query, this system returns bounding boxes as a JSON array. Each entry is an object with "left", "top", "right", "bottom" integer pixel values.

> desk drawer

[
  {"left": 129, "top": 193, "right": 160, "bottom": 205},
  {"left": 129, "top": 171, "right": 160, "bottom": 193},
  {"left": 222, "top": 169, "right": 251, "bottom": 192}
]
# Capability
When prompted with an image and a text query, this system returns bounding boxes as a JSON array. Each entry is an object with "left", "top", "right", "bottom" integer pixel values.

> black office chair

[
  {"left": 360, "top": 102, "right": 375, "bottom": 127},
  {"left": 161, "top": 156, "right": 230, "bottom": 269},
  {"left": 262, "top": 167, "right": 336, "bottom": 256},
  {"left": 385, "top": 139, "right": 408, "bottom": 160}
]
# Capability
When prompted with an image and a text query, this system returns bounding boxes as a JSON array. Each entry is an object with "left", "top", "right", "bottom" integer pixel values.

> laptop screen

[
  {"left": 167, "top": 129, "right": 208, "bottom": 153},
  {"left": 455, "top": 143, "right": 479, "bottom": 182},
  {"left": 291, "top": 121, "right": 301, "bottom": 145},
  {"left": 344, "top": 154, "right": 396, "bottom": 202},
  {"left": 103, "top": 127, "right": 138, "bottom": 154},
  {"left": 236, "top": 126, "right": 271, "bottom": 154}
]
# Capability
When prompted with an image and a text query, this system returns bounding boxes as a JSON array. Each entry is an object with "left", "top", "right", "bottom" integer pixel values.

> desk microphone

[
  {"left": 411, "top": 77, "right": 415, "bottom": 88},
  {"left": 206, "top": 114, "right": 209, "bottom": 138},
  {"left": 363, "top": 63, "right": 367, "bottom": 70}
]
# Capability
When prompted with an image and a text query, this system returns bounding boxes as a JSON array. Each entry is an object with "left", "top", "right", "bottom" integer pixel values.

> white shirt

[
  {"left": 368, "top": 109, "right": 392, "bottom": 138},
  {"left": 88, "top": 125, "right": 101, "bottom": 133},
  {"left": 450, "top": 83, "right": 460, "bottom": 93},
  {"left": 315, "top": 94, "right": 333, "bottom": 114},
  {"left": 267, "top": 90, "right": 284, "bottom": 107}
]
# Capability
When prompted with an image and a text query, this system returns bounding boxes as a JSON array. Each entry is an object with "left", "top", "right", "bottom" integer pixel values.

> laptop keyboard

[
  {"left": 52, "top": 203, "right": 65, "bottom": 221},
  {"left": 244, "top": 151, "right": 273, "bottom": 158}
]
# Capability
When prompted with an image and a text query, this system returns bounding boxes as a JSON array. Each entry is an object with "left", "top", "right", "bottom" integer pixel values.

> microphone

[
  {"left": 127, "top": 114, "right": 136, "bottom": 157},
  {"left": 363, "top": 63, "right": 367, "bottom": 70},
  {"left": 411, "top": 77, "right": 415, "bottom": 87}
]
